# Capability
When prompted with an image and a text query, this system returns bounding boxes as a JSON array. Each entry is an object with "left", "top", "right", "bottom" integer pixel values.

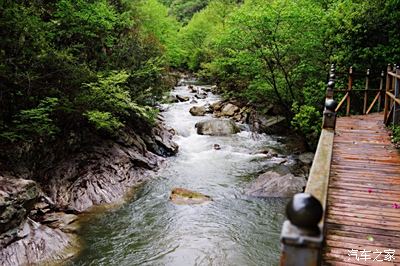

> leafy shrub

[
  {"left": 291, "top": 102, "right": 322, "bottom": 149},
  {"left": 391, "top": 125, "right": 400, "bottom": 144},
  {"left": 0, "top": 97, "right": 59, "bottom": 142}
]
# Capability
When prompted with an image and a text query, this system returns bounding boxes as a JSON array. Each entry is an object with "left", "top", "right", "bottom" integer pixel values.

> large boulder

[
  {"left": 169, "top": 188, "right": 212, "bottom": 205},
  {"left": 221, "top": 103, "right": 240, "bottom": 116},
  {"left": 189, "top": 106, "right": 207, "bottom": 116},
  {"left": 245, "top": 170, "right": 306, "bottom": 198},
  {"left": 0, "top": 176, "right": 39, "bottom": 236},
  {"left": 195, "top": 119, "right": 240, "bottom": 136}
]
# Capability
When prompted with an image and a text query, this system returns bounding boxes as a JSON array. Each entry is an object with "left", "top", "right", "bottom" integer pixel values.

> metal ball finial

[
  {"left": 286, "top": 193, "right": 323, "bottom": 229},
  {"left": 325, "top": 99, "right": 337, "bottom": 111}
]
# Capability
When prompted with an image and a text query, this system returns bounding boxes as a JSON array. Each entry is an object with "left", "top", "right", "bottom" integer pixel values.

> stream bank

[{"left": 0, "top": 117, "right": 178, "bottom": 265}]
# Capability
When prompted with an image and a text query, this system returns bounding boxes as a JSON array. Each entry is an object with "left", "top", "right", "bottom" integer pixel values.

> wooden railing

[
  {"left": 279, "top": 65, "right": 337, "bottom": 266},
  {"left": 279, "top": 63, "right": 399, "bottom": 266},
  {"left": 333, "top": 64, "right": 400, "bottom": 126},
  {"left": 384, "top": 65, "right": 400, "bottom": 125}
]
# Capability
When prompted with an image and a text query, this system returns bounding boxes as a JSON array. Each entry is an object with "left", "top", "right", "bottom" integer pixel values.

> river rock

[
  {"left": 195, "top": 119, "right": 240, "bottom": 136},
  {"left": 176, "top": 94, "right": 190, "bottom": 102},
  {"left": 0, "top": 176, "right": 39, "bottom": 235},
  {"left": 169, "top": 188, "right": 212, "bottom": 205},
  {"left": 221, "top": 103, "right": 240, "bottom": 116},
  {"left": 213, "top": 144, "right": 221, "bottom": 150},
  {"left": 0, "top": 219, "right": 77, "bottom": 266},
  {"left": 41, "top": 212, "right": 79, "bottom": 233},
  {"left": 195, "top": 93, "right": 207, "bottom": 99},
  {"left": 245, "top": 171, "right": 306, "bottom": 198},
  {"left": 259, "top": 116, "right": 286, "bottom": 129},
  {"left": 189, "top": 106, "right": 207, "bottom": 116},
  {"left": 188, "top": 85, "right": 197, "bottom": 93},
  {"left": 190, "top": 98, "right": 198, "bottom": 104},
  {"left": 201, "top": 87, "right": 212, "bottom": 92},
  {"left": 210, "top": 101, "right": 223, "bottom": 112},
  {"left": 298, "top": 152, "right": 315, "bottom": 165}
]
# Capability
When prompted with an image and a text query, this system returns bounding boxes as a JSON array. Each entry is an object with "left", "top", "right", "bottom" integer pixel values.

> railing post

[
  {"left": 394, "top": 65, "right": 400, "bottom": 125},
  {"left": 280, "top": 194, "right": 323, "bottom": 266},
  {"left": 363, "top": 69, "right": 370, "bottom": 114},
  {"left": 323, "top": 65, "right": 337, "bottom": 129},
  {"left": 377, "top": 71, "right": 384, "bottom": 112},
  {"left": 384, "top": 64, "right": 392, "bottom": 124},
  {"left": 346, "top": 67, "right": 353, "bottom": 116}
]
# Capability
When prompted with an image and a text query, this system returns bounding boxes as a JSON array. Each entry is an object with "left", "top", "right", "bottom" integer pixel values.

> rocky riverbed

[{"left": 0, "top": 78, "right": 313, "bottom": 265}]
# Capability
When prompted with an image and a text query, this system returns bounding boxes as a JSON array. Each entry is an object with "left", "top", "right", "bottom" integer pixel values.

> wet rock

[
  {"left": 164, "top": 95, "right": 179, "bottom": 103},
  {"left": 258, "top": 116, "right": 286, "bottom": 129},
  {"left": 150, "top": 123, "right": 179, "bottom": 156},
  {"left": 221, "top": 103, "right": 240, "bottom": 116},
  {"left": 188, "top": 85, "right": 198, "bottom": 93},
  {"left": 245, "top": 171, "right": 306, "bottom": 198},
  {"left": 195, "top": 119, "right": 240, "bottom": 136},
  {"left": 190, "top": 98, "right": 198, "bottom": 104},
  {"left": 169, "top": 188, "right": 212, "bottom": 205},
  {"left": 176, "top": 94, "right": 190, "bottom": 102},
  {"left": 298, "top": 152, "right": 315, "bottom": 165},
  {"left": 210, "top": 101, "right": 223, "bottom": 112},
  {"left": 0, "top": 176, "right": 39, "bottom": 235},
  {"left": 201, "top": 87, "right": 212, "bottom": 92},
  {"left": 213, "top": 144, "right": 221, "bottom": 150},
  {"left": 41, "top": 212, "right": 79, "bottom": 233},
  {"left": 0, "top": 219, "right": 77, "bottom": 266},
  {"left": 45, "top": 122, "right": 177, "bottom": 213},
  {"left": 189, "top": 106, "right": 207, "bottom": 116},
  {"left": 195, "top": 93, "right": 207, "bottom": 99}
]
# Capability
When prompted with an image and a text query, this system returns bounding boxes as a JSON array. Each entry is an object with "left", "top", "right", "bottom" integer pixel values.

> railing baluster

[
  {"left": 377, "top": 71, "right": 384, "bottom": 112},
  {"left": 394, "top": 65, "right": 400, "bottom": 124},
  {"left": 346, "top": 67, "right": 353, "bottom": 116},
  {"left": 363, "top": 69, "right": 370, "bottom": 114},
  {"left": 384, "top": 64, "right": 392, "bottom": 124}
]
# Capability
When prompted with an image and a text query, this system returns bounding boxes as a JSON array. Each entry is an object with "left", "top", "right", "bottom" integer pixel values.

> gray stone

[
  {"left": 221, "top": 103, "right": 240, "bottom": 116},
  {"left": 189, "top": 106, "right": 207, "bottom": 116},
  {"left": 195, "top": 119, "right": 240, "bottom": 136},
  {"left": 195, "top": 93, "right": 207, "bottom": 99},
  {"left": 298, "top": 152, "right": 315, "bottom": 165},
  {"left": 245, "top": 171, "right": 306, "bottom": 198},
  {"left": 0, "top": 176, "right": 39, "bottom": 235},
  {"left": 176, "top": 94, "right": 190, "bottom": 102}
]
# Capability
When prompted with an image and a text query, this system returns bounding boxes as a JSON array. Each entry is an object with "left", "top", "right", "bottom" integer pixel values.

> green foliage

[
  {"left": 178, "top": 0, "right": 237, "bottom": 70},
  {"left": 291, "top": 103, "right": 322, "bottom": 149},
  {"left": 138, "top": 0, "right": 184, "bottom": 66},
  {"left": 200, "top": 0, "right": 327, "bottom": 112},
  {"left": 0, "top": 0, "right": 174, "bottom": 146},
  {"left": 1, "top": 98, "right": 59, "bottom": 142},
  {"left": 391, "top": 125, "right": 400, "bottom": 144},
  {"left": 168, "top": 0, "right": 210, "bottom": 23},
  {"left": 84, "top": 111, "right": 124, "bottom": 133}
]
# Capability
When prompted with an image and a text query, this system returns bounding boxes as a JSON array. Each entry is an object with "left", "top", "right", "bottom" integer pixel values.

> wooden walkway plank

[{"left": 322, "top": 113, "right": 400, "bottom": 266}]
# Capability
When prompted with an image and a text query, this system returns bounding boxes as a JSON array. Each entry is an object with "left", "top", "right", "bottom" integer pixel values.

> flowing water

[{"left": 71, "top": 84, "right": 288, "bottom": 266}]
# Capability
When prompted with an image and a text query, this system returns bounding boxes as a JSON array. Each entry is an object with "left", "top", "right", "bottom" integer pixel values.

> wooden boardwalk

[{"left": 322, "top": 113, "right": 400, "bottom": 265}]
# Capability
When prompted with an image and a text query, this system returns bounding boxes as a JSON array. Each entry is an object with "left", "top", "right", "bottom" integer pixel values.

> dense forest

[{"left": 1, "top": 0, "right": 400, "bottom": 152}]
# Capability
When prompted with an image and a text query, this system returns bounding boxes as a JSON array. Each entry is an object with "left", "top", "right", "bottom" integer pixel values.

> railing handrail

[{"left": 280, "top": 65, "right": 337, "bottom": 266}]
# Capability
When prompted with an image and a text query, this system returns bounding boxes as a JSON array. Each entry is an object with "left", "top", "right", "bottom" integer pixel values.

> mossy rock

[{"left": 169, "top": 188, "right": 212, "bottom": 205}]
